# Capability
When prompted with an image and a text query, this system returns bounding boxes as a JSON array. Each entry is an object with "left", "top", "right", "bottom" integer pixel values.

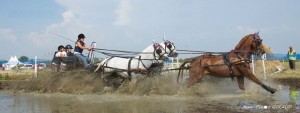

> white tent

[{"left": 3, "top": 56, "right": 23, "bottom": 70}]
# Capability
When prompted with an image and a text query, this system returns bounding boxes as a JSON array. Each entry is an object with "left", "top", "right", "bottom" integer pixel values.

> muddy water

[
  {"left": 1, "top": 86, "right": 300, "bottom": 113},
  {"left": 0, "top": 93, "right": 190, "bottom": 113},
  {"left": 1, "top": 73, "right": 300, "bottom": 112}
]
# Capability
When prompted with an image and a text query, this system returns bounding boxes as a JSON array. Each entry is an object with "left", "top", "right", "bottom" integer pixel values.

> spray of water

[{"left": 1, "top": 70, "right": 279, "bottom": 97}]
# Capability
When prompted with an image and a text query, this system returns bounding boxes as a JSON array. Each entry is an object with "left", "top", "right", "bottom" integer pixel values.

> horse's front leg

[
  {"left": 238, "top": 65, "right": 276, "bottom": 94},
  {"left": 187, "top": 67, "right": 205, "bottom": 87},
  {"left": 94, "top": 63, "right": 103, "bottom": 73}
]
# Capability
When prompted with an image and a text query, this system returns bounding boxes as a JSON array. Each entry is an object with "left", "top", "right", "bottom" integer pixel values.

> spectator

[{"left": 287, "top": 46, "right": 296, "bottom": 70}]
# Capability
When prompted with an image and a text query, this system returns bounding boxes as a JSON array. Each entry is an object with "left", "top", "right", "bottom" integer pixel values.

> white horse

[{"left": 94, "top": 40, "right": 178, "bottom": 80}]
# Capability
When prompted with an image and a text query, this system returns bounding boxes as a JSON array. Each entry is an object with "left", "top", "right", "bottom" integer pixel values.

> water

[
  {"left": 1, "top": 86, "right": 299, "bottom": 113},
  {"left": 1, "top": 73, "right": 300, "bottom": 113},
  {"left": 0, "top": 93, "right": 190, "bottom": 113},
  {"left": 0, "top": 93, "right": 54, "bottom": 113}
]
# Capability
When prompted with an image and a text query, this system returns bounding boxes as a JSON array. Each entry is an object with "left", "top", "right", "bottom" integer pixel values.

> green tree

[{"left": 19, "top": 56, "right": 29, "bottom": 62}]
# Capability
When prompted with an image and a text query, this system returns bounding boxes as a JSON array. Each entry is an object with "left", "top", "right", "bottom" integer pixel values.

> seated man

[
  {"left": 52, "top": 45, "right": 67, "bottom": 65},
  {"left": 65, "top": 44, "right": 74, "bottom": 56},
  {"left": 62, "top": 44, "right": 79, "bottom": 67},
  {"left": 56, "top": 45, "right": 67, "bottom": 57},
  {"left": 74, "top": 33, "right": 93, "bottom": 69}
]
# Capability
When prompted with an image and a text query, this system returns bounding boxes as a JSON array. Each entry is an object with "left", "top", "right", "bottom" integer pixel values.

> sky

[{"left": 1, "top": 0, "right": 300, "bottom": 60}]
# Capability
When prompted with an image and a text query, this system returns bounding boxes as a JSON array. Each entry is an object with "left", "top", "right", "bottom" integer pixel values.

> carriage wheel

[
  {"left": 104, "top": 72, "right": 126, "bottom": 88},
  {"left": 51, "top": 64, "right": 60, "bottom": 72}
]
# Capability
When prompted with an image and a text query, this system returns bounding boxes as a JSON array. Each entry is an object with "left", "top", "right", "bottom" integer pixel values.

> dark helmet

[
  {"left": 58, "top": 45, "right": 64, "bottom": 50},
  {"left": 78, "top": 33, "right": 85, "bottom": 39},
  {"left": 65, "top": 44, "right": 73, "bottom": 49}
]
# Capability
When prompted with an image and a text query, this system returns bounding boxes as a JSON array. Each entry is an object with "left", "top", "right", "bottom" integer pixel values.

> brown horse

[{"left": 178, "top": 32, "right": 276, "bottom": 94}]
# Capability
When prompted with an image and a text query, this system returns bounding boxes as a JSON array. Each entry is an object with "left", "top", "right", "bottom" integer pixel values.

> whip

[{"left": 47, "top": 32, "right": 76, "bottom": 43}]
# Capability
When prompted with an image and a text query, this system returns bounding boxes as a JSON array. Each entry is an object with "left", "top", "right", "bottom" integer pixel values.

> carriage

[
  {"left": 50, "top": 32, "right": 277, "bottom": 94},
  {"left": 51, "top": 39, "right": 178, "bottom": 87}
]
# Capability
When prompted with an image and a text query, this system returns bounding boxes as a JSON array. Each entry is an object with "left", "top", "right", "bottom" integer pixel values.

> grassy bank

[
  {"left": 272, "top": 61, "right": 300, "bottom": 78},
  {"left": 0, "top": 69, "right": 35, "bottom": 80},
  {"left": 270, "top": 61, "right": 300, "bottom": 89}
]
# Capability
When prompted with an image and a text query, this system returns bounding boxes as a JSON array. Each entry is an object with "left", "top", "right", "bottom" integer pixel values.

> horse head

[
  {"left": 251, "top": 32, "right": 265, "bottom": 55},
  {"left": 152, "top": 42, "right": 168, "bottom": 61},
  {"left": 235, "top": 32, "right": 265, "bottom": 56},
  {"left": 161, "top": 39, "right": 178, "bottom": 57}
]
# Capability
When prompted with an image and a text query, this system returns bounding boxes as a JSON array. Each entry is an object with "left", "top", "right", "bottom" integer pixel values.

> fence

[{"left": 265, "top": 54, "right": 300, "bottom": 60}]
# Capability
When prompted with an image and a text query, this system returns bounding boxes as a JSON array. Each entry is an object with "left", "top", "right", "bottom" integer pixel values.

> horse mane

[{"left": 234, "top": 34, "right": 252, "bottom": 50}]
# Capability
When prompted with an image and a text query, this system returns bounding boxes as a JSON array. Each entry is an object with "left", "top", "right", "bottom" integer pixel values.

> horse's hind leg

[
  {"left": 239, "top": 66, "right": 276, "bottom": 94},
  {"left": 237, "top": 76, "right": 245, "bottom": 90}
]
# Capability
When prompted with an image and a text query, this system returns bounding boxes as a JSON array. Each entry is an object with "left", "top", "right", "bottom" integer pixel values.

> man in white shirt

[
  {"left": 52, "top": 45, "right": 67, "bottom": 66},
  {"left": 55, "top": 45, "right": 67, "bottom": 57}
]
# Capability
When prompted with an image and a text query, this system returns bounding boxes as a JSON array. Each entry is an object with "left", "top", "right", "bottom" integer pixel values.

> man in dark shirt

[
  {"left": 65, "top": 44, "right": 74, "bottom": 56},
  {"left": 63, "top": 44, "right": 79, "bottom": 67}
]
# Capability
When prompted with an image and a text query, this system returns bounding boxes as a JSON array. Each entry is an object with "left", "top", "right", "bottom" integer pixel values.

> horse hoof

[{"left": 270, "top": 89, "right": 277, "bottom": 94}]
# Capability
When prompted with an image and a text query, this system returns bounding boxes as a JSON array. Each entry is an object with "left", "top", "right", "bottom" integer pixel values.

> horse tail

[{"left": 177, "top": 58, "right": 194, "bottom": 84}]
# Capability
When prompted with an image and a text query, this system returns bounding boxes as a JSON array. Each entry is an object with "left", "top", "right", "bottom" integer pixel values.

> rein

[
  {"left": 95, "top": 43, "right": 168, "bottom": 78},
  {"left": 93, "top": 48, "right": 153, "bottom": 54},
  {"left": 176, "top": 49, "right": 254, "bottom": 55},
  {"left": 93, "top": 45, "right": 254, "bottom": 56}
]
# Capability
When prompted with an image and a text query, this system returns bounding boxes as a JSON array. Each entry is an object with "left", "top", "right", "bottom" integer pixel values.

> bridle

[
  {"left": 251, "top": 33, "right": 263, "bottom": 55},
  {"left": 153, "top": 43, "right": 167, "bottom": 61},
  {"left": 164, "top": 40, "right": 176, "bottom": 56}
]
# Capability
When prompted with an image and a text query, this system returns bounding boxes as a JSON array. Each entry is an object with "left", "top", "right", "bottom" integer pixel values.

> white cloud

[
  {"left": 236, "top": 24, "right": 289, "bottom": 34},
  {"left": 236, "top": 26, "right": 258, "bottom": 34},
  {"left": 28, "top": 32, "right": 51, "bottom": 47},
  {"left": 26, "top": 0, "right": 130, "bottom": 51},
  {"left": 62, "top": 11, "right": 76, "bottom": 24},
  {"left": 28, "top": 10, "right": 96, "bottom": 48},
  {"left": 46, "top": 10, "right": 80, "bottom": 31},
  {"left": 0, "top": 28, "right": 17, "bottom": 42},
  {"left": 114, "top": 0, "right": 132, "bottom": 26},
  {"left": 46, "top": 11, "right": 90, "bottom": 32}
]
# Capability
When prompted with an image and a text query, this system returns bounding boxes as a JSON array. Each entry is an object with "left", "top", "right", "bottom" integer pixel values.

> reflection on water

[
  {"left": 237, "top": 85, "right": 300, "bottom": 112},
  {"left": 273, "top": 85, "right": 300, "bottom": 104},
  {"left": 0, "top": 93, "right": 188, "bottom": 113},
  {"left": 0, "top": 85, "right": 299, "bottom": 113},
  {"left": 0, "top": 94, "right": 53, "bottom": 113},
  {"left": 0, "top": 94, "right": 14, "bottom": 113},
  {"left": 290, "top": 90, "right": 299, "bottom": 101}
]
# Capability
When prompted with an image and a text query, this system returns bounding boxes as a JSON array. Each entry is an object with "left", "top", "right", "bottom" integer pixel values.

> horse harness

[
  {"left": 99, "top": 56, "right": 150, "bottom": 80},
  {"left": 100, "top": 46, "right": 165, "bottom": 80},
  {"left": 152, "top": 43, "right": 167, "bottom": 63},
  {"left": 164, "top": 40, "right": 176, "bottom": 56},
  {"left": 252, "top": 33, "right": 263, "bottom": 54},
  {"left": 222, "top": 51, "right": 251, "bottom": 80},
  {"left": 127, "top": 55, "right": 150, "bottom": 80},
  {"left": 222, "top": 33, "right": 261, "bottom": 80}
]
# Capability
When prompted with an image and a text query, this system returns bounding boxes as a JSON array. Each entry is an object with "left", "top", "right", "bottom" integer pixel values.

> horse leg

[
  {"left": 239, "top": 66, "right": 276, "bottom": 94},
  {"left": 237, "top": 76, "right": 245, "bottom": 90},
  {"left": 187, "top": 67, "right": 205, "bottom": 87}
]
